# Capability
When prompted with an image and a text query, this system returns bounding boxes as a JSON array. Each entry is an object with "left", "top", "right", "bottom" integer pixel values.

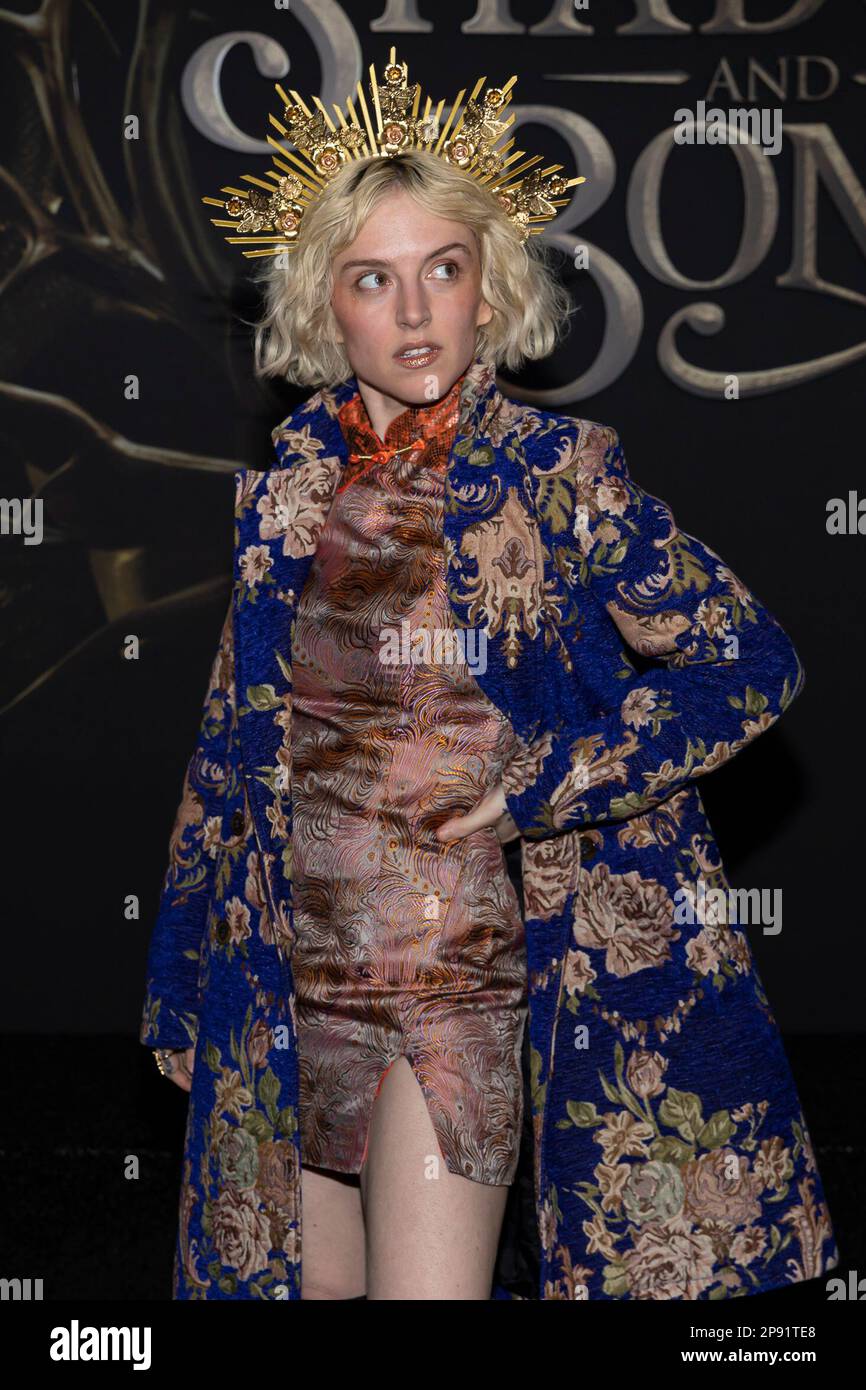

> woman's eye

[
  {"left": 356, "top": 271, "right": 388, "bottom": 290},
  {"left": 431, "top": 261, "right": 458, "bottom": 280}
]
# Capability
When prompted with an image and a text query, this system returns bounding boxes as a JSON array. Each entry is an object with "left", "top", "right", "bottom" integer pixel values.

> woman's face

[{"left": 329, "top": 188, "right": 493, "bottom": 409}]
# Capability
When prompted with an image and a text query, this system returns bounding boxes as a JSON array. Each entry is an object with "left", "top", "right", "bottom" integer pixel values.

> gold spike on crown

[{"left": 202, "top": 46, "right": 585, "bottom": 258}]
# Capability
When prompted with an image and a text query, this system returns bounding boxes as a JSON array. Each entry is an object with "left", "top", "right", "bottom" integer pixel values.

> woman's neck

[{"left": 355, "top": 365, "right": 468, "bottom": 442}]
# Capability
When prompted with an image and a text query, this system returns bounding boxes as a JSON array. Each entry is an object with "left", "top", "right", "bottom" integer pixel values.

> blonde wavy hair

[{"left": 251, "top": 149, "right": 573, "bottom": 388}]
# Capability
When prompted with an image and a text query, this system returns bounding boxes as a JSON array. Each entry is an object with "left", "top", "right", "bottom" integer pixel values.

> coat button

[
  {"left": 578, "top": 834, "right": 596, "bottom": 861},
  {"left": 231, "top": 810, "right": 245, "bottom": 837}
]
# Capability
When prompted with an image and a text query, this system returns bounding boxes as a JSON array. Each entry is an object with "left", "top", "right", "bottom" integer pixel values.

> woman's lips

[{"left": 393, "top": 345, "right": 442, "bottom": 369}]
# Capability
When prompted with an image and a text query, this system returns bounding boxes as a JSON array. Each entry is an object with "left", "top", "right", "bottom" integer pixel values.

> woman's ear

[{"left": 476, "top": 298, "right": 494, "bottom": 328}]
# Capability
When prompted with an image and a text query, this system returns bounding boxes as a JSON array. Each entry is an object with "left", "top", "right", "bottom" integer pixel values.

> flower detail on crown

[{"left": 203, "top": 46, "right": 585, "bottom": 259}]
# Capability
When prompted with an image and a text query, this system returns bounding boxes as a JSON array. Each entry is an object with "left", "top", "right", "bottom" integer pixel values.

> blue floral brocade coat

[{"left": 139, "top": 357, "right": 839, "bottom": 1300}]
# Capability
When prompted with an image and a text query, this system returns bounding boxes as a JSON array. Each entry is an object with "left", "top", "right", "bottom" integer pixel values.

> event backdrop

[{"left": 1, "top": 0, "right": 863, "bottom": 1035}]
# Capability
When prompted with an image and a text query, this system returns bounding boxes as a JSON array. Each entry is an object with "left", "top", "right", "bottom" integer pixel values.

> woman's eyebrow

[{"left": 338, "top": 241, "right": 472, "bottom": 272}]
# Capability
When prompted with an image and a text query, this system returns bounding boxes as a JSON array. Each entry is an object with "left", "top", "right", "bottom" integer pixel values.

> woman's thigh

[
  {"left": 360, "top": 1055, "right": 510, "bottom": 1300},
  {"left": 300, "top": 1163, "right": 367, "bottom": 1300}
]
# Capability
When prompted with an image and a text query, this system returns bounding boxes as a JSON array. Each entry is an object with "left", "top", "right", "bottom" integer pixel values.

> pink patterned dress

[{"left": 289, "top": 369, "right": 528, "bottom": 1186}]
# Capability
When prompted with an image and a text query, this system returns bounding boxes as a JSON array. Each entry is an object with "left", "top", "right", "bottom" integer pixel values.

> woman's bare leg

[
  {"left": 300, "top": 1164, "right": 367, "bottom": 1300},
  {"left": 360, "top": 1056, "right": 509, "bottom": 1300}
]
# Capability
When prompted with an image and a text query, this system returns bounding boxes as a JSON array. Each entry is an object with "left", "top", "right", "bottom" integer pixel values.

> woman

[{"left": 141, "top": 131, "right": 838, "bottom": 1300}]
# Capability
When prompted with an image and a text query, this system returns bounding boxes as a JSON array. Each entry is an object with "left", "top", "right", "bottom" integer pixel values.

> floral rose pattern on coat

[
  {"left": 140, "top": 355, "right": 838, "bottom": 1299},
  {"left": 540, "top": 1040, "right": 833, "bottom": 1301},
  {"left": 501, "top": 422, "right": 806, "bottom": 838}
]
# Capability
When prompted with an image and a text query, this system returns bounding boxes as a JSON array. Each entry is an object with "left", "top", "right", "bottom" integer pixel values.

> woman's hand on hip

[{"left": 436, "top": 782, "right": 520, "bottom": 846}]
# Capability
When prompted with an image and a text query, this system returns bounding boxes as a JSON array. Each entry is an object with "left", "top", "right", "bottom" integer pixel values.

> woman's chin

[{"left": 385, "top": 356, "right": 465, "bottom": 400}]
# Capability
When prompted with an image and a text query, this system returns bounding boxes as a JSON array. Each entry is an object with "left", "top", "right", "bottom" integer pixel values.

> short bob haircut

[{"left": 252, "top": 149, "right": 573, "bottom": 389}]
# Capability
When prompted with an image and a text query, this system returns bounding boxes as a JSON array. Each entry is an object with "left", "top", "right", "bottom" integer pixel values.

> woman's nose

[{"left": 396, "top": 289, "right": 431, "bottom": 329}]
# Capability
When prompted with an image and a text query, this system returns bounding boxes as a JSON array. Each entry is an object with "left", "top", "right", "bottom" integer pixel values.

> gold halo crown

[{"left": 203, "top": 46, "right": 585, "bottom": 259}]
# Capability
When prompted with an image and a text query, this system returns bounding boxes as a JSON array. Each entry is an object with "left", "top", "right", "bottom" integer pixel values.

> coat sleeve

[
  {"left": 502, "top": 424, "right": 805, "bottom": 841},
  {"left": 139, "top": 595, "right": 234, "bottom": 1051}
]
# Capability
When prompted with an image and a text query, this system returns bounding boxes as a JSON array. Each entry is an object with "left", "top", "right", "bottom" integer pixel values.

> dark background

[{"left": 0, "top": 0, "right": 862, "bottom": 1299}]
